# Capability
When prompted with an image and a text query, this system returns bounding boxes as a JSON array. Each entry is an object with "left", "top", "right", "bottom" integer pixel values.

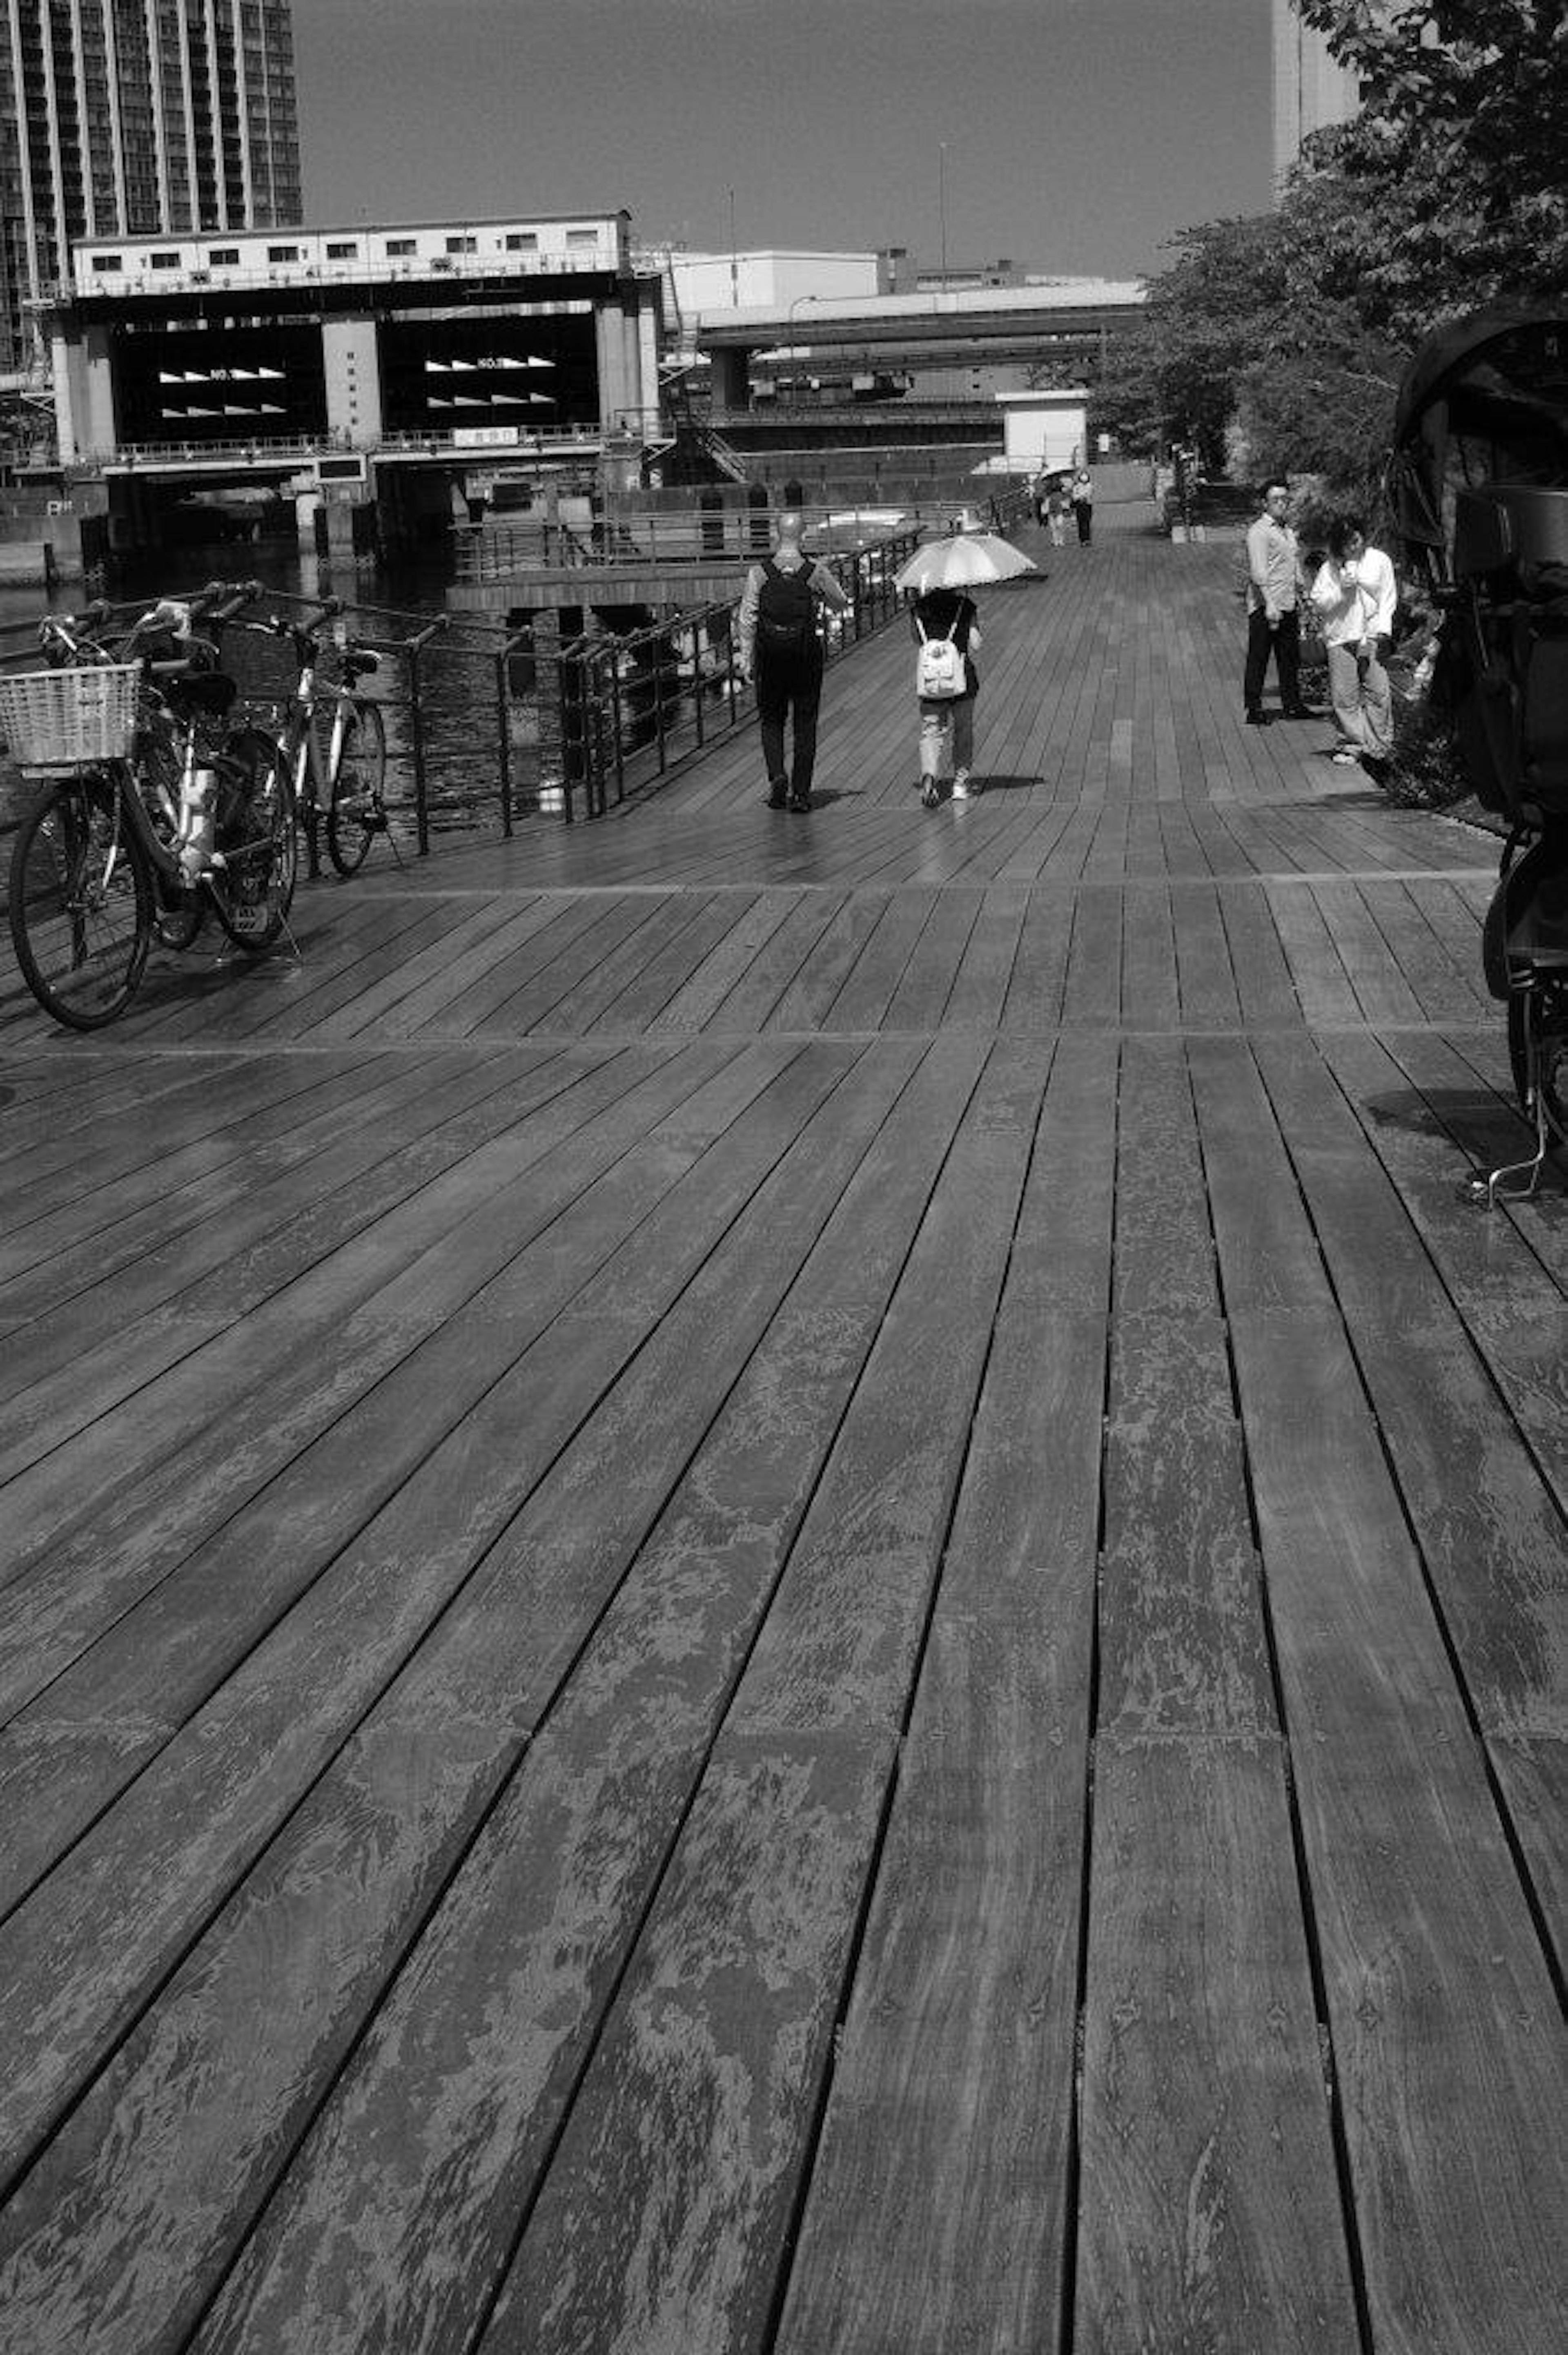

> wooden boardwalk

[{"left": 0, "top": 505, "right": 1562, "bottom": 2355}]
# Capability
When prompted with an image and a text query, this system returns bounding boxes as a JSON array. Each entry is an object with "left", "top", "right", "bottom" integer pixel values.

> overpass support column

[
  {"left": 321, "top": 316, "right": 383, "bottom": 450},
  {"left": 595, "top": 291, "right": 656, "bottom": 439},
  {"left": 51, "top": 323, "right": 117, "bottom": 464},
  {"left": 710, "top": 347, "right": 749, "bottom": 413}
]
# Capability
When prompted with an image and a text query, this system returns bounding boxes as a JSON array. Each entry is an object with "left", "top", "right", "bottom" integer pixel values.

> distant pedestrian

[
  {"left": 1243, "top": 479, "right": 1310, "bottom": 725},
  {"left": 1045, "top": 473, "right": 1070, "bottom": 549},
  {"left": 1069, "top": 466, "right": 1094, "bottom": 544},
  {"left": 910, "top": 583, "right": 982, "bottom": 806},
  {"left": 1309, "top": 515, "right": 1398, "bottom": 774},
  {"left": 737, "top": 513, "right": 851, "bottom": 811}
]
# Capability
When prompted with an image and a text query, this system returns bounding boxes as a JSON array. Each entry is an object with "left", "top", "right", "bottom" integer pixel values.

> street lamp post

[
  {"left": 938, "top": 142, "right": 948, "bottom": 285},
  {"left": 787, "top": 293, "right": 818, "bottom": 409}
]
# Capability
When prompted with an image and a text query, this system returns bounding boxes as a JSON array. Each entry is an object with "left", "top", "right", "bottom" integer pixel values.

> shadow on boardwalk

[{"left": 0, "top": 504, "right": 1563, "bottom": 2355}]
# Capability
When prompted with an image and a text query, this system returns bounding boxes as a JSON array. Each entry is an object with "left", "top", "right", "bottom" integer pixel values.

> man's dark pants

[
  {"left": 1244, "top": 606, "right": 1301, "bottom": 714},
  {"left": 757, "top": 647, "right": 824, "bottom": 798}
]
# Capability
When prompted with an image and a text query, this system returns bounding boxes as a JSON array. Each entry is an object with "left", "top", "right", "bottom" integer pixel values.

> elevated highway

[{"left": 696, "top": 279, "right": 1146, "bottom": 402}]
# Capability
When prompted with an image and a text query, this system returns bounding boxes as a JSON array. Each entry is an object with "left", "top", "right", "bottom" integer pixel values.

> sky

[{"left": 291, "top": 0, "right": 1276, "bottom": 281}]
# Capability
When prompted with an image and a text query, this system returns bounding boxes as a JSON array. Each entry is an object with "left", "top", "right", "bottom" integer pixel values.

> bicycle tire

[
  {"left": 209, "top": 729, "right": 296, "bottom": 954},
  {"left": 8, "top": 772, "right": 152, "bottom": 1029},
  {"left": 325, "top": 699, "right": 388, "bottom": 877}
]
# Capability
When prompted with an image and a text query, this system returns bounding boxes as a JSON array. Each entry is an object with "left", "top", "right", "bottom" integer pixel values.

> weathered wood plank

[
  {"left": 1079, "top": 1735, "right": 1363, "bottom": 2355},
  {"left": 1230, "top": 1303, "right": 1568, "bottom": 2355},
  {"left": 180, "top": 1041, "right": 978, "bottom": 2355},
  {"left": 483, "top": 1042, "right": 1047, "bottom": 2354}
]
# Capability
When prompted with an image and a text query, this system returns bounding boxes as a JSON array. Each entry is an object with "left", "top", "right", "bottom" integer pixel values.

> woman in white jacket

[{"left": 1309, "top": 516, "right": 1399, "bottom": 771}]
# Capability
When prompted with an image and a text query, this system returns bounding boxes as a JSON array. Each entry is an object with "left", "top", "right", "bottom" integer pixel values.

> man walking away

[
  {"left": 737, "top": 514, "right": 851, "bottom": 811},
  {"left": 1243, "top": 479, "right": 1311, "bottom": 724},
  {"left": 1070, "top": 465, "right": 1095, "bottom": 544}
]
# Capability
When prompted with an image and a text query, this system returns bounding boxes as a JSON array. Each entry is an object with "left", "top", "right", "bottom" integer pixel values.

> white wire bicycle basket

[{"left": 0, "top": 663, "right": 141, "bottom": 771}]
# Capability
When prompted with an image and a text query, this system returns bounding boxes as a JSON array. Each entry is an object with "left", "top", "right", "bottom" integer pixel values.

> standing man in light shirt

[{"left": 1243, "top": 479, "right": 1312, "bottom": 725}]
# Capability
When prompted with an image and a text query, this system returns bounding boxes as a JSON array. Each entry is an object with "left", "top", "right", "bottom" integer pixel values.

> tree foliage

[
  {"left": 1293, "top": 0, "right": 1568, "bottom": 338},
  {"left": 1103, "top": 3, "right": 1568, "bottom": 497}
]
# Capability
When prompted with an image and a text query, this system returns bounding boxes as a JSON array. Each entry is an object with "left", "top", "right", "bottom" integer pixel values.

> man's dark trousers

[
  {"left": 1244, "top": 606, "right": 1301, "bottom": 715},
  {"left": 757, "top": 647, "right": 824, "bottom": 798}
]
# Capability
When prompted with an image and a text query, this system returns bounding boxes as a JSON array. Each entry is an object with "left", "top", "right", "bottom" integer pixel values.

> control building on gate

[
  {"left": 0, "top": 0, "right": 303, "bottom": 375},
  {"left": 42, "top": 212, "right": 662, "bottom": 567}
]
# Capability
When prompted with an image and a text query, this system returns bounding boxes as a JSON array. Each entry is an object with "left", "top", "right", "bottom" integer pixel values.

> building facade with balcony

[{"left": 1, "top": 0, "right": 303, "bottom": 373}]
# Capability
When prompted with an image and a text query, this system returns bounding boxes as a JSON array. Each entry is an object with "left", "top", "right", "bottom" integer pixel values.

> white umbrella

[{"left": 893, "top": 532, "right": 1039, "bottom": 593}]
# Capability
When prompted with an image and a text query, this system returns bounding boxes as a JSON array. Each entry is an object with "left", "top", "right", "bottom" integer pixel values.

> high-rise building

[
  {"left": 1271, "top": 0, "right": 1362, "bottom": 184},
  {"left": 1, "top": 1, "right": 303, "bottom": 370}
]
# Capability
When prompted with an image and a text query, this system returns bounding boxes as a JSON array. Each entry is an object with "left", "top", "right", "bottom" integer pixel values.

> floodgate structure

[{"left": 0, "top": 504, "right": 1563, "bottom": 2355}]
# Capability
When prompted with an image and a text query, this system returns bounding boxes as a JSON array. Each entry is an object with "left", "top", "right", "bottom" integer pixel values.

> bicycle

[
  {"left": 3, "top": 582, "right": 296, "bottom": 1030},
  {"left": 234, "top": 598, "right": 392, "bottom": 877}
]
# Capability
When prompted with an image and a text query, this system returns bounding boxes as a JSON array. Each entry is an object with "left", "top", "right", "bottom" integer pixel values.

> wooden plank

[
  {"left": 1217, "top": 877, "right": 1304, "bottom": 1026},
  {"left": 2, "top": 1055, "right": 791, "bottom": 1899},
  {"left": 588, "top": 890, "right": 759, "bottom": 1035},
  {"left": 763, "top": 890, "right": 889, "bottom": 1034},
  {"left": 774, "top": 1034, "right": 1114, "bottom": 2354},
  {"left": 1113, "top": 1036, "right": 1214, "bottom": 1318},
  {"left": 999, "top": 882, "right": 1076, "bottom": 1030},
  {"left": 176, "top": 1040, "right": 979, "bottom": 2355},
  {"left": 939, "top": 878, "right": 1029, "bottom": 1031},
  {"left": 1309, "top": 883, "right": 1424, "bottom": 1024},
  {"left": 823, "top": 886, "right": 940, "bottom": 1033},
  {"left": 1263, "top": 882, "right": 1361, "bottom": 1025},
  {"left": 880, "top": 883, "right": 979, "bottom": 1032},
  {"left": 644, "top": 888, "right": 805, "bottom": 1033},
  {"left": 0, "top": 1039, "right": 905, "bottom": 2190},
  {"left": 1077, "top": 1736, "right": 1362, "bottom": 2355},
  {"left": 1100, "top": 1313, "right": 1275, "bottom": 1737},
  {"left": 1172, "top": 880, "right": 1241, "bottom": 1028},
  {"left": 717, "top": 889, "right": 852, "bottom": 1029},
  {"left": 1119, "top": 879, "right": 1180, "bottom": 1030},
  {"left": 485, "top": 1042, "right": 1047, "bottom": 2355},
  {"left": 1230, "top": 1303, "right": 1568, "bottom": 2355},
  {"left": 0, "top": 1040, "right": 629, "bottom": 1524}
]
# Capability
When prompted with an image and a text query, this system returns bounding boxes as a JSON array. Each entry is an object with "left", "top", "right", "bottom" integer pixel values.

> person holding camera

[{"left": 1309, "top": 515, "right": 1399, "bottom": 774}]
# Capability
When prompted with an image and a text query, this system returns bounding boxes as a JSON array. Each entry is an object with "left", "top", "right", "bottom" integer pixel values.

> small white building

[{"left": 666, "top": 250, "right": 881, "bottom": 328}]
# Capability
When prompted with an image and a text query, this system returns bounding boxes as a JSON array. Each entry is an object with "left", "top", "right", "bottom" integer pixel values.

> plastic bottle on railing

[{"left": 176, "top": 767, "right": 218, "bottom": 876}]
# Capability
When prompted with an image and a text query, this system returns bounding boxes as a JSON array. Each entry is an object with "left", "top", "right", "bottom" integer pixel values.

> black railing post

[
  {"left": 494, "top": 645, "right": 513, "bottom": 837},
  {"left": 402, "top": 615, "right": 448, "bottom": 857}
]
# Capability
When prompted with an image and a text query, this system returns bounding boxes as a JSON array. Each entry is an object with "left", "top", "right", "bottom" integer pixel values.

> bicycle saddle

[
  {"left": 159, "top": 669, "right": 240, "bottom": 718},
  {"left": 340, "top": 651, "right": 379, "bottom": 682}
]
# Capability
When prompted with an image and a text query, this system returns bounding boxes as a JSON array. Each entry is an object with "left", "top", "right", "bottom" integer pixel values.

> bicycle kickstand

[{"left": 1459, "top": 1084, "right": 1550, "bottom": 1209}]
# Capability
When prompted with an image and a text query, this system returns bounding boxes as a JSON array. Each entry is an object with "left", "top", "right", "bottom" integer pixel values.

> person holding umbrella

[{"left": 893, "top": 526, "right": 1037, "bottom": 807}]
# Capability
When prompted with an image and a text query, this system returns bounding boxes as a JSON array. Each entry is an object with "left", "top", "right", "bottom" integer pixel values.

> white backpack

[{"left": 914, "top": 612, "right": 965, "bottom": 699}]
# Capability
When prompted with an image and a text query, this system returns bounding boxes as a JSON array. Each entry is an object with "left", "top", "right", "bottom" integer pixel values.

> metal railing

[
  {"left": 83, "top": 424, "right": 611, "bottom": 473},
  {"left": 455, "top": 492, "right": 1025, "bottom": 586},
  {"left": 2, "top": 507, "right": 1016, "bottom": 846},
  {"left": 552, "top": 525, "right": 924, "bottom": 817}
]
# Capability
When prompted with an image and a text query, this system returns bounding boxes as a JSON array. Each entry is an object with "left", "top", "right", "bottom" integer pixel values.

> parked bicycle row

[{"left": 0, "top": 578, "right": 396, "bottom": 1029}]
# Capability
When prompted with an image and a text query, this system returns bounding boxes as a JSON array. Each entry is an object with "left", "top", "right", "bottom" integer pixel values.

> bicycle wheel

[
  {"left": 325, "top": 698, "right": 388, "bottom": 877},
  {"left": 9, "top": 773, "right": 152, "bottom": 1029},
  {"left": 210, "top": 729, "right": 296, "bottom": 953}
]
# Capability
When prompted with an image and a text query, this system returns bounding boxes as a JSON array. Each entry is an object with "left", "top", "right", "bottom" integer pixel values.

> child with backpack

[
  {"left": 911, "top": 586, "right": 982, "bottom": 806},
  {"left": 736, "top": 514, "right": 851, "bottom": 810}
]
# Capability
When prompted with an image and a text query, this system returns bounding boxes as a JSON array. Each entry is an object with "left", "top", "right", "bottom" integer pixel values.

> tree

[{"left": 1291, "top": 0, "right": 1568, "bottom": 338}]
